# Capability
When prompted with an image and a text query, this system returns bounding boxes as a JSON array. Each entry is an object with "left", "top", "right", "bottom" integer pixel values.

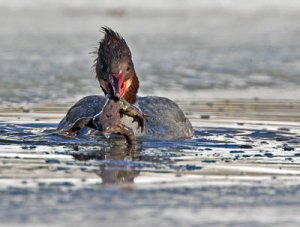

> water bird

[{"left": 58, "top": 27, "right": 193, "bottom": 140}]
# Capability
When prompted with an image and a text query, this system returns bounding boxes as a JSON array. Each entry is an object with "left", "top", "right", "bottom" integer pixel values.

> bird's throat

[{"left": 122, "top": 75, "right": 139, "bottom": 104}]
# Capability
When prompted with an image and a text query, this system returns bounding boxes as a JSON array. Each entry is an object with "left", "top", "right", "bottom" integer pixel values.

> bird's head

[{"left": 95, "top": 27, "right": 139, "bottom": 104}]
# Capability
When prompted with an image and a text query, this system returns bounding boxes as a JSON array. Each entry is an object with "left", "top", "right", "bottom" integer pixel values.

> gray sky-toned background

[{"left": 1, "top": 0, "right": 300, "bottom": 103}]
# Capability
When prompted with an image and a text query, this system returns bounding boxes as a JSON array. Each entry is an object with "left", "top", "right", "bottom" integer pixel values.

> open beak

[{"left": 109, "top": 71, "right": 124, "bottom": 98}]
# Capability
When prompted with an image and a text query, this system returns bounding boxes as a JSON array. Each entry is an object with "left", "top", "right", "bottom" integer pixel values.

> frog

[{"left": 92, "top": 96, "right": 144, "bottom": 146}]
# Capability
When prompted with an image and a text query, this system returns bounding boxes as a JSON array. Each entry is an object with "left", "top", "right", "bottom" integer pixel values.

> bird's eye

[
  {"left": 126, "top": 66, "right": 130, "bottom": 72},
  {"left": 101, "top": 64, "right": 106, "bottom": 72}
]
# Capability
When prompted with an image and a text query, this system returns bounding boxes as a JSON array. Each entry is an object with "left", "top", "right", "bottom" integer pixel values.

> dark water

[
  {"left": 0, "top": 117, "right": 300, "bottom": 226},
  {"left": 0, "top": 99, "right": 300, "bottom": 226},
  {"left": 1, "top": 0, "right": 300, "bottom": 226},
  {"left": 1, "top": 120, "right": 300, "bottom": 182}
]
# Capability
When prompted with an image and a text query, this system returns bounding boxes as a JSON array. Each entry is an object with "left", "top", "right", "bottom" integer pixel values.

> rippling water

[
  {"left": 1, "top": 99, "right": 300, "bottom": 226},
  {"left": 1, "top": 0, "right": 300, "bottom": 226}
]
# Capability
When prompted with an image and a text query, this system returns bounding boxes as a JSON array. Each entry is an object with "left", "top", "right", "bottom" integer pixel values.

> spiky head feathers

[{"left": 96, "top": 27, "right": 132, "bottom": 80}]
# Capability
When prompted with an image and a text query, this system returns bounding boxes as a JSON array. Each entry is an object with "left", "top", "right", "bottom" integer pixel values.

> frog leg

[
  {"left": 119, "top": 97, "right": 145, "bottom": 132},
  {"left": 103, "top": 124, "right": 136, "bottom": 146}
]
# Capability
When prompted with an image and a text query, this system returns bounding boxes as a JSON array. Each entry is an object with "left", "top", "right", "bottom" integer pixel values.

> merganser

[{"left": 58, "top": 27, "right": 193, "bottom": 140}]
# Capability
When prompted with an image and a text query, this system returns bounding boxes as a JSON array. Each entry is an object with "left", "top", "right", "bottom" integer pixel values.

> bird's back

[
  {"left": 58, "top": 95, "right": 193, "bottom": 140},
  {"left": 126, "top": 96, "right": 193, "bottom": 140}
]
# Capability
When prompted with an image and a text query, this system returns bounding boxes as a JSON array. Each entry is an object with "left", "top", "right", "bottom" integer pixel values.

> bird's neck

[{"left": 123, "top": 72, "right": 139, "bottom": 104}]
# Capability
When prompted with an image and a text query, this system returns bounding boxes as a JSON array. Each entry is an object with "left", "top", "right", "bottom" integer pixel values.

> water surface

[
  {"left": 1, "top": 0, "right": 300, "bottom": 226},
  {"left": 1, "top": 99, "right": 300, "bottom": 226}
]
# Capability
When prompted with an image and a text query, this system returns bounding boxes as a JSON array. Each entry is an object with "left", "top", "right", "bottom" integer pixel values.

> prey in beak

[
  {"left": 108, "top": 70, "right": 125, "bottom": 99},
  {"left": 97, "top": 67, "right": 128, "bottom": 100}
]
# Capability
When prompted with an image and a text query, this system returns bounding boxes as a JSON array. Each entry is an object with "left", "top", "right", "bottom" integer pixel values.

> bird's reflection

[{"left": 72, "top": 141, "right": 142, "bottom": 184}]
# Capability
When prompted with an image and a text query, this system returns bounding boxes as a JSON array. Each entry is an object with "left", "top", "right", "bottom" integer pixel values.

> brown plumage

[{"left": 95, "top": 27, "right": 139, "bottom": 104}]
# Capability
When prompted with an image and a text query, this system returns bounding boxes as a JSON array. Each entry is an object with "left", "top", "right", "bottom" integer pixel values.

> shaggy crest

[
  {"left": 93, "top": 27, "right": 139, "bottom": 104},
  {"left": 95, "top": 27, "right": 132, "bottom": 79}
]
